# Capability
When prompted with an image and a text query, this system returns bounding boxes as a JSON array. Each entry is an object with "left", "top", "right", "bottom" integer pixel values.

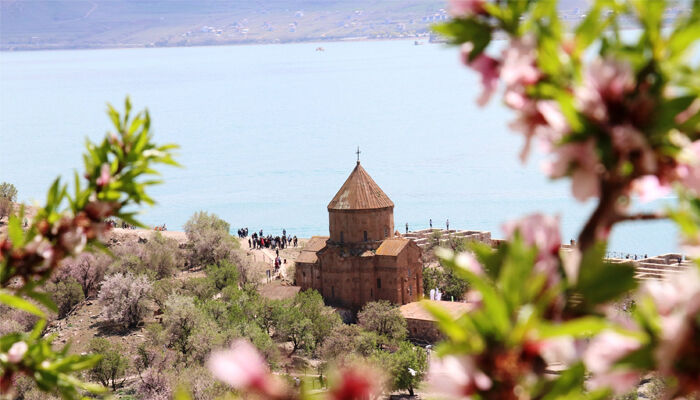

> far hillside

[{"left": 1, "top": 0, "right": 592, "bottom": 50}]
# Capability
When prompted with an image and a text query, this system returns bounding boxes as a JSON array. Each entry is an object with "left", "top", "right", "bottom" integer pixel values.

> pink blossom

[
  {"left": 461, "top": 43, "right": 500, "bottom": 106},
  {"left": 537, "top": 337, "right": 583, "bottom": 366},
  {"left": 610, "top": 124, "right": 657, "bottom": 174},
  {"left": 502, "top": 213, "right": 561, "bottom": 257},
  {"left": 677, "top": 140, "right": 700, "bottom": 195},
  {"left": 543, "top": 140, "right": 601, "bottom": 201},
  {"left": 329, "top": 365, "right": 384, "bottom": 400},
  {"left": 59, "top": 226, "right": 87, "bottom": 254},
  {"left": 455, "top": 252, "right": 484, "bottom": 275},
  {"left": 583, "top": 330, "right": 642, "bottom": 394},
  {"left": 507, "top": 99, "right": 569, "bottom": 161},
  {"left": 575, "top": 58, "right": 634, "bottom": 123},
  {"left": 631, "top": 175, "right": 671, "bottom": 203},
  {"left": 501, "top": 36, "right": 541, "bottom": 88},
  {"left": 96, "top": 163, "right": 111, "bottom": 187},
  {"left": 503, "top": 213, "right": 562, "bottom": 284},
  {"left": 207, "top": 340, "right": 271, "bottom": 393},
  {"left": 7, "top": 341, "right": 28, "bottom": 364},
  {"left": 448, "top": 0, "right": 485, "bottom": 16},
  {"left": 427, "top": 355, "right": 492, "bottom": 397},
  {"left": 642, "top": 267, "right": 700, "bottom": 373}
]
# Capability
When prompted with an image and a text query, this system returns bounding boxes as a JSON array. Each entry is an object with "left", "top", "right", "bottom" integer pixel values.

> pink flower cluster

[
  {"left": 503, "top": 213, "right": 566, "bottom": 283},
  {"left": 583, "top": 331, "right": 642, "bottom": 394},
  {"left": 641, "top": 267, "right": 700, "bottom": 394},
  {"left": 208, "top": 340, "right": 385, "bottom": 400}
]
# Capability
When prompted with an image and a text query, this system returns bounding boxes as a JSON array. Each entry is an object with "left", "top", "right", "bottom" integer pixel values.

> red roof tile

[
  {"left": 328, "top": 162, "right": 394, "bottom": 210},
  {"left": 400, "top": 300, "right": 473, "bottom": 321},
  {"left": 376, "top": 238, "right": 410, "bottom": 256}
]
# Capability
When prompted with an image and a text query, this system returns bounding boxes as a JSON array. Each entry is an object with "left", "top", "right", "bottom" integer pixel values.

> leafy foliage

[
  {"left": 88, "top": 338, "right": 129, "bottom": 391},
  {"left": 357, "top": 300, "right": 407, "bottom": 342},
  {"left": 0, "top": 98, "right": 178, "bottom": 399}
]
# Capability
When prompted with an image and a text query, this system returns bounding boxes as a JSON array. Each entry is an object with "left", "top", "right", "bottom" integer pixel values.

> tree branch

[{"left": 612, "top": 212, "right": 668, "bottom": 223}]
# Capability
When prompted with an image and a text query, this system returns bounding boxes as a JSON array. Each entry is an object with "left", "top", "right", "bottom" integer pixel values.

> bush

[
  {"left": 422, "top": 265, "right": 469, "bottom": 301},
  {"left": 88, "top": 338, "right": 129, "bottom": 390},
  {"left": 55, "top": 252, "right": 110, "bottom": 298},
  {"left": 0, "top": 305, "right": 39, "bottom": 335},
  {"left": 387, "top": 341, "right": 428, "bottom": 396},
  {"left": 142, "top": 232, "right": 184, "bottom": 279},
  {"left": 45, "top": 277, "right": 85, "bottom": 319},
  {"left": 357, "top": 300, "right": 407, "bottom": 342},
  {"left": 161, "top": 294, "right": 223, "bottom": 364},
  {"left": 0, "top": 198, "right": 13, "bottom": 221},
  {"left": 98, "top": 272, "right": 152, "bottom": 329},
  {"left": 276, "top": 290, "right": 341, "bottom": 355},
  {"left": 206, "top": 259, "right": 240, "bottom": 290},
  {"left": 151, "top": 278, "right": 181, "bottom": 310},
  {"left": 184, "top": 211, "right": 238, "bottom": 267},
  {"left": 0, "top": 182, "right": 18, "bottom": 202}
]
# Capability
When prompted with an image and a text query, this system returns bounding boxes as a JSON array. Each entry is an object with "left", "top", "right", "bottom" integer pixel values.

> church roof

[
  {"left": 376, "top": 238, "right": 410, "bottom": 256},
  {"left": 296, "top": 236, "right": 328, "bottom": 264},
  {"left": 328, "top": 162, "right": 394, "bottom": 210}
]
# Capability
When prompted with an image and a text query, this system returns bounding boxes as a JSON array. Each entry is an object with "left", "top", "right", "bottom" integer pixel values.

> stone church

[{"left": 295, "top": 160, "right": 423, "bottom": 310}]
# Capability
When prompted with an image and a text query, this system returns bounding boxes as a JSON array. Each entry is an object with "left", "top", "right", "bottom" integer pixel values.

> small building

[
  {"left": 400, "top": 300, "right": 473, "bottom": 343},
  {"left": 295, "top": 160, "right": 423, "bottom": 310}
]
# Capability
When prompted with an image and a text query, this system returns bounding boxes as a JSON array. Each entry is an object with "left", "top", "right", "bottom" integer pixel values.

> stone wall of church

[
  {"left": 328, "top": 207, "right": 394, "bottom": 244},
  {"left": 295, "top": 262, "right": 322, "bottom": 291}
]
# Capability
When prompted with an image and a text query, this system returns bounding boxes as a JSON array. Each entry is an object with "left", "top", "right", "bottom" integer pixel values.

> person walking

[
  {"left": 446, "top": 219, "right": 449, "bottom": 231},
  {"left": 405, "top": 223, "right": 409, "bottom": 234},
  {"left": 430, "top": 218, "right": 432, "bottom": 229}
]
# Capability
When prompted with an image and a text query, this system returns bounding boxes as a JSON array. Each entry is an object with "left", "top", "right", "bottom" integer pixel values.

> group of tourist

[
  {"left": 236, "top": 228, "right": 249, "bottom": 238},
  {"left": 105, "top": 219, "right": 136, "bottom": 229},
  {"left": 242, "top": 229, "right": 298, "bottom": 250}
]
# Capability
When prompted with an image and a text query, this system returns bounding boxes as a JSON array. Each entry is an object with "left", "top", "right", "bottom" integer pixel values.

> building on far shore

[{"left": 295, "top": 160, "right": 423, "bottom": 310}]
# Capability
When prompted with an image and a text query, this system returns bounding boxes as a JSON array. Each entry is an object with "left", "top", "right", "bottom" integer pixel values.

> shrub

[
  {"left": 134, "top": 344, "right": 174, "bottom": 400},
  {"left": 320, "top": 324, "right": 364, "bottom": 362},
  {"left": 142, "top": 232, "right": 184, "bottom": 279},
  {"left": 0, "top": 306, "right": 39, "bottom": 335},
  {"left": 98, "top": 272, "right": 152, "bottom": 329},
  {"left": 55, "top": 252, "right": 110, "bottom": 298},
  {"left": 45, "top": 277, "right": 85, "bottom": 319},
  {"left": 151, "top": 278, "right": 181, "bottom": 310},
  {"left": 0, "top": 198, "right": 13, "bottom": 221},
  {"left": 184, "top": 211, "right": 238, "bottom": 267},
  {"left": 206, "top": 259, "right": 240, "bottom": 290},
  {"left": 174, "top": 366, "right": 228, "bottom": 400},
  {"left": 357, "top": 300, "right": 407, "bottom": 342},
  {"left": 276, "top": 290, "right": 341, "bottom": 355},
  {"left": 161, "top": 294, "right": 222, "bottom": 363},
  {"left": 0, "top": 182, "right": 18, "bottom": 202},
  {"left": 422, "top": 265, "right": 469, "bottom": 301},
  {"left": 387, "top": 341, "right": 428, "bottom": 396},
  {"left": 88, "top": 338, "right": 129, "bottom": 390}
]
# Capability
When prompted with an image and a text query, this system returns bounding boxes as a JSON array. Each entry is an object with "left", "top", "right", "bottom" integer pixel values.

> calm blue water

[{"left": 0, "top": 40, "right": 678, "bottom": 255}]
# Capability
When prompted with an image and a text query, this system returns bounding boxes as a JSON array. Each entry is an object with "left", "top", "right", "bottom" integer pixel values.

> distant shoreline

[{"left": 0, "top": 34, "right": 440, "bottom": 53}]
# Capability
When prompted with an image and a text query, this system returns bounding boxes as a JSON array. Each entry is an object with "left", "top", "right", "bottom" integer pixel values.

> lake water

[{"left": 0, "top": 39, "right": 678, "bottom": 256}]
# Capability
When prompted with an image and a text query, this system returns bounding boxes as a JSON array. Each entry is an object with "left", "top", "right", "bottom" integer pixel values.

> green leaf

[
  {"left": 7, "top": 215, "right": 25, "bottom": 247},
  {"left": 537, "top": 316, "right": 609, "bottom": 339},
  {"left": 541, "top": 362, "right": 586, "bottom": 400},
  {"left": 433, "top": 19, "right": 492, "bottom": 54},
  {"left": 26, "top": 290, "right": 59, "bottom": 313},
  {"left": 0, "top": 290, "right": 45, "bottom": 317},
  {"left": 573, "top": 242, "right": 637, "bottom": 307}
]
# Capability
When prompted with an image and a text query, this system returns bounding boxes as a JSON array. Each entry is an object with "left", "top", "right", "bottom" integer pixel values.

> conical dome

[{"left": 328, "top": 162, "right": 394, "bottom": 210}]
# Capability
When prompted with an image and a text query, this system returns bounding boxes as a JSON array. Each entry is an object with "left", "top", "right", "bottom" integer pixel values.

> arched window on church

[
  {"left": 384, "top": 226, "right": 388, "bottom": 238},
  {"left": 340, "top": 231, "right": 344, "bottom": 243},
  {"left": 363, "top": 231, "right": 368, "bottom": 241}
]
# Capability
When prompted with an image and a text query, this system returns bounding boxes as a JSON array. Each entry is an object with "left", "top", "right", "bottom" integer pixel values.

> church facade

[{"left": 295, "top": 161, "right": 423, "bottom": 310}]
